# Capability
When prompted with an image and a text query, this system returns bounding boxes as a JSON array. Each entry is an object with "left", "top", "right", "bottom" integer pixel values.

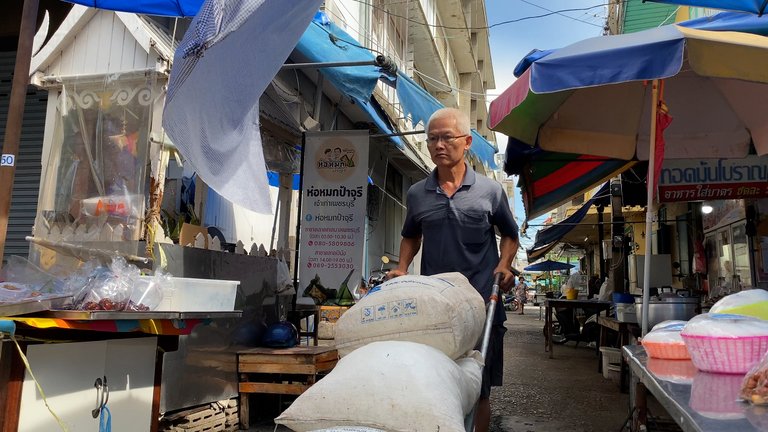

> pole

[
  {"left": 0, "top": 0, "right": 39, "bottom": 267},
  {"left": 641, "top": 80, "right": 659, "bottom": 337},
  {"left": 597, "top": 205, "right": 606, "bottom": 280}
]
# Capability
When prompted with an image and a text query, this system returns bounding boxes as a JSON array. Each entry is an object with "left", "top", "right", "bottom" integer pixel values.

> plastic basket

[
  {"left": 642, "top": 341, "right": 690, "bottom": 360},
  {"left": 681, "top": 334, "right": 768, "bottom": 374}
]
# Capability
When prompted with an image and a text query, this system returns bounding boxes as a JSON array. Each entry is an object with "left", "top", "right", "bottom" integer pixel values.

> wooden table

[
  {"left": 237, "top": 345, "right": 338, "bottom": 429},
  {"left": 544, "top": 299, "right": 612, "bottom": 359}
]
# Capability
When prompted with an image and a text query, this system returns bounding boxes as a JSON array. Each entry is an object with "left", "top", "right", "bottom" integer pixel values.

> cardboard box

[
  {"left": 180, "top": 223, "right": 208, "bottom": 248},
  {"left": 320, "top": 306, "right": 349, "bottom": 323}
]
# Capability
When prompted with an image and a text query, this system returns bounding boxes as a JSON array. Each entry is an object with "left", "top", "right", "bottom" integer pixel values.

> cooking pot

[{"left": 635, "top": 294, "right": 699, "bottom": 329}]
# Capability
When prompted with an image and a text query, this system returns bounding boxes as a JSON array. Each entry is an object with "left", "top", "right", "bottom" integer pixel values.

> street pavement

[
  {"left": 246, "top": 305, "right": 630, "bottom": 431},
  {"left": 490, "top": 305, "right": 629, "bottom": 432}
]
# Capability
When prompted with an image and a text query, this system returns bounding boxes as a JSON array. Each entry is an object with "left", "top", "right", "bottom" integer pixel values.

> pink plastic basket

[{"left": 681, "top": 334, "right": 768, "bottom": 374}]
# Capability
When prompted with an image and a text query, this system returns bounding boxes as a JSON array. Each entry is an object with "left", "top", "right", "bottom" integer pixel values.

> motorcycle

[{"left": 355, "top": 256, "right": 390, "bottom": 299}]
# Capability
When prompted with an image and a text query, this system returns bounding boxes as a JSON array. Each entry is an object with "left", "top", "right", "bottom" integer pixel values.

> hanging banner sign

[
  {"left": 299, "top": 130, "right": 368, "bottom": 302},
  {"left": 1, "top": 154, "right": 15, "bottom": 167},
  {"left": 658, "top": 156, "right": 768, "bottom": 202}
]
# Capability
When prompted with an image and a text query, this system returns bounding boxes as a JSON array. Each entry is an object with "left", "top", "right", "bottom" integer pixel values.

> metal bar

[
  {"left": 464, "top": 273, "right": 502, "bottom": 432},
  {"left": 292, "top": 133, "right": 307, "bottom": 311},
  {"left": 641, "top": 80, "right": 660, "bottom": 337},
  {"left": 313, "top": 71, "right": 325, "bottom": 121},
  {"left": 0, "top": 0, "right": 39, "bottom": 267},
  {"left": 370, "top": 129, "right": 425, "bottom": 138},
  {"left": 280, "top": 60, "right": 379, "bottom": 70}
]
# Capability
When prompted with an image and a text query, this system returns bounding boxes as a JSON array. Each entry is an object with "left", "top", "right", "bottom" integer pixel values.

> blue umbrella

[
  {"left": 644, "top": 0, "right": 768, "bottom": 15},
  {"left": 524, "top": 260, "right": 574, "bottom": 272},
  {"left": 63, "top": 0, "right": 204, "bottom": 17}
]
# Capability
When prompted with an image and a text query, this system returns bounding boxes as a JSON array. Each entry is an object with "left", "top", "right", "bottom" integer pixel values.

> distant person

[{"left": 515, "top": 276, "right": 528, "bottom": 315}]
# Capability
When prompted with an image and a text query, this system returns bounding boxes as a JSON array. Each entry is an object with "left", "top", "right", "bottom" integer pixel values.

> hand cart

[{"left": 464, "top": 273, "right": 502, "bottom": 432}]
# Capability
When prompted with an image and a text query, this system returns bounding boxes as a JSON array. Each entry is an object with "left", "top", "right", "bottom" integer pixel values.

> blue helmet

[{"left": 261, "top": 321, "right": 299, "bottom": 348}]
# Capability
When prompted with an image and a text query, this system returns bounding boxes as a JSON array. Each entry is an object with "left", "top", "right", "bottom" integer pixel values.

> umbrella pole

[{"left": 641, "top": 80, "right": 660, "bottom": 337}]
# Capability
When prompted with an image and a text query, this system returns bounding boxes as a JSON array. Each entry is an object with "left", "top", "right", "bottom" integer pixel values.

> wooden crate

[{"left": 237, "top": 345, "right": 338, "bottom": 429}]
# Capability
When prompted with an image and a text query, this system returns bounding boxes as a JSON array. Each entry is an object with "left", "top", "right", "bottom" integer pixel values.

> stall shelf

[{"left": 624, "top": 345, "right": 765, "bottom": 432}]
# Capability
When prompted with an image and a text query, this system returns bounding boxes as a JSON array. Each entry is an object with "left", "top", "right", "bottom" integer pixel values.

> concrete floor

[{"left": 245, "top": 305, "right": 630, "bottom": 432}]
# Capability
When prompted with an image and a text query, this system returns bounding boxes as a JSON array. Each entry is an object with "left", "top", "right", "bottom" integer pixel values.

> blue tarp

[
  {"left": 296, "top": 12, "right": 497, "bottom": 168},
  {"left": 294, "top": 12, "right": 404, "bottom": 149},
  {"left": 644, "top": 0, "right": 768, "bottom": 15},
  {"left": 396, "top": 72, "right": 499, "bottom": 169},
  {"left": 64, "top": 0, "right": 203, "bottom": 17}
]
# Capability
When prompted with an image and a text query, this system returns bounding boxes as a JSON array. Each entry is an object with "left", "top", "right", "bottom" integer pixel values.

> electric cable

[
  {"left": 9, "top": 334, "right": 69, "bottom": 431},
  {"left": 351, "top": 0, "right": 612, "bottom": 31}
]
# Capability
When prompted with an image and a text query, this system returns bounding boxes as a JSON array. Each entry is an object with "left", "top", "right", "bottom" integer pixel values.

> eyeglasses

[{"left": 426, "top": 134, "right": 468, "bottom": 146}]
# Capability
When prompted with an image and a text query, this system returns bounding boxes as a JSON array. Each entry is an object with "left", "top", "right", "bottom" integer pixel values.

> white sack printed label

[{"left": 361, "top": 299, "right": 417, "bottom": 323}]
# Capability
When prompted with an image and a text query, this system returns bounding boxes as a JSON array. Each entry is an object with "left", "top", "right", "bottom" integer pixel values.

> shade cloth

[
  {"left": 524, "top": 259, "right": 574, "bottom": 272},
  {"left": 505, "top": 139, "right": 633, "bottom": 220},
  {"left": 526, "top": 182, "right": 610, "bottom": 261},
  {"left": 395, "top": 72, "right": 499, "bottom": 170}
]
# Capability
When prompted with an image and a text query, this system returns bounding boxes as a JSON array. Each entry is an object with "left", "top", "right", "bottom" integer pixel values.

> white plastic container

[
  {"left": 616, "top": 303, "right": 637, "bottom": 323},
  {"left": 600, "top": 346, "right": 622, "bottom": 380},
  {"left": 155, "top": 277, "right": 239, "bottom": 312}
]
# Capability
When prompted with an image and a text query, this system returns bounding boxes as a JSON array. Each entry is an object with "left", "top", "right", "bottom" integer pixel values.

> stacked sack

[{"left": 276, "top": 273, "right": 487, "bottom": 432}]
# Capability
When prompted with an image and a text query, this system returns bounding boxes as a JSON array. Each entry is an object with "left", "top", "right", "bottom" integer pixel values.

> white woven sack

[
  {"left": 334, "top": 272, "right": 486, "bottom": 359},
  {"left": 275, "top": 341, "right": 483, "bottom": 432}
]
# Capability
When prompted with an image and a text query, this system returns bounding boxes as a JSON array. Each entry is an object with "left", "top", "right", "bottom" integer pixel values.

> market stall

[
  {"left": 0, "top": 294, "right": 241, "bottom": 432},
  {"left": 618, "top": 291, "right": 768, "bottom": 432}
]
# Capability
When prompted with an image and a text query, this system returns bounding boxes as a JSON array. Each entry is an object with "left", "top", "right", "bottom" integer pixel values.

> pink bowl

[{"left": 681, "top": 334, "right": 768, "bottom": 374}]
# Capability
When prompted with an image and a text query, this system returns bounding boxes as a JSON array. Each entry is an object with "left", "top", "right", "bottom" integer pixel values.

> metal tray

[
  {"left": 38, "top": 310, "right": 242, "bottom": 320},
  {"left": 0, "top": 295, "right": 73, "bottom": 317}
]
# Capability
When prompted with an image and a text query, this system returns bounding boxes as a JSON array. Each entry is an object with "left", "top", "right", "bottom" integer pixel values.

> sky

[{"left": 485, "top": 0, "right": 608, "bottom": 256}]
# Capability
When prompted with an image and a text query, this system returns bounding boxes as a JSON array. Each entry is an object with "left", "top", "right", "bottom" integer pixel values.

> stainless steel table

[{"left": 623, "top": 345, "right": 766, "bottom": 432}]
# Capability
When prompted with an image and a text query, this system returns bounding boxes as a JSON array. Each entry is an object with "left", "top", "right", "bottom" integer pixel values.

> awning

[
  {"left": 679, "top": 11, "right": 768, "bottom": 34},
  {"left": 526, "top": 182, "right": 610, "bottom": 262},
  {"left": 505, "top": 138, "right": 634, "bottom": 221},
  {"left": 294, "top": 12, "right": 404, "bottom": 149},
  {"left": 63, "top": 0, "right": 203, "bottom": 17},
  {"left": 396, "top": 72, "right": 499, "bottom": 170}
]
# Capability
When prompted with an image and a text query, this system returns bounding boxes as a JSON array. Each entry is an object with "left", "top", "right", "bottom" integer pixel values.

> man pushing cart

[{"left": 386, "top": 107, "right": 520, "bottom": 432}]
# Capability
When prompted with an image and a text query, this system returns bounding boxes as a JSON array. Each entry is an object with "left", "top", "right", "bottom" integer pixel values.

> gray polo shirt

[{"left": 402, "top": 163, "right": 519, "bottom": 323}]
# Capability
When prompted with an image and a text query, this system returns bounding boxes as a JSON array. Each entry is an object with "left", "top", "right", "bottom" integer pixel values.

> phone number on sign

[{"left": 310, "top": 263, "right": 355, "bottom": 269}]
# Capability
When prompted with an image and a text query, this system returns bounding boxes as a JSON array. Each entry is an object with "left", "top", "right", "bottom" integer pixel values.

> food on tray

[
  {"left": 643, "top": 320, "right": 689, "bottom": 359},
  {"left": 741, "top": 351, "right": 768, "bottom": 405},
  {"left": 81, "top": 299, "right": 151, "bottom": 312},
  {"left": 710, "top": 289, "right": 768, "bottom": 320},
  {"left": 1, "top": 282, "right": 25, "bottom": 291},
  {"left": 681, "top": 313, "right": 768, "bottom": 374}
]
